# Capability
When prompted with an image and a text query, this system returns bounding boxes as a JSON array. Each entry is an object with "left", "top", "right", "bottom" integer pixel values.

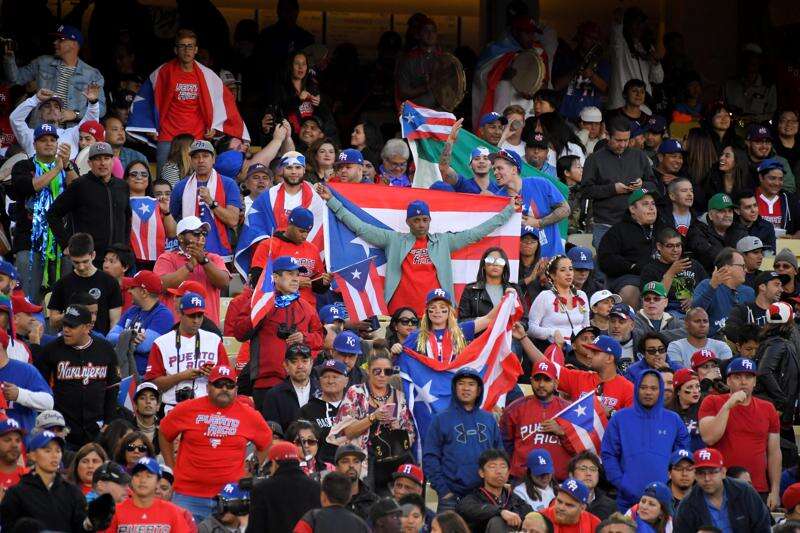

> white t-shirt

[
  {"left": 499, "top": 139, "right": 526, "bottom": 159},
  {"left": 513, "top": 482, "right": 555, "bottom": 511},
  {"left": 294, "top": 381, "right": 311, "bottom": 407}
]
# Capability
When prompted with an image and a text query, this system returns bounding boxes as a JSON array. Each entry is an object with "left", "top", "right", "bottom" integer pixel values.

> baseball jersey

[
  {"left": 159, "top": 396, "right": 272, "bottom": 497},
  {"left": 144, "top": 329, "right": 226, "bottom": 407},
  {"left": 555, "top": 365, "right": 634, "bottom": 412},
  {"left": 0, "top": 466, "right": 28, "bottom": 490},
  {"left": 251, "top": 234, "right": 325, "bottom": 306},
  {"left": 106, "top": 497, "right": 192, "bottom": 532}
]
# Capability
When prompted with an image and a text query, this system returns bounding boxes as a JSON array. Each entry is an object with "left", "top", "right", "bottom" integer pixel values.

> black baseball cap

[
  {"left": 285, "top": 344, "right": 312, "bottom": 360},
  {"left": 62, "top": 305, "right": 92, "bottom": 327},
  {"left": 92, "top": 461, "right": 131, "bottom": 485}
]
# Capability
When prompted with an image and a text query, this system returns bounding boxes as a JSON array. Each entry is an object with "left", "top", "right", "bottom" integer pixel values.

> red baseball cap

[
  {"left": 783, "top": 483, "right": 800, "bottom": 511},
  {"left": 79, "top": 120, "right": 105, "bottom": 142},
  {"left": 11, "top": 293, "right": 42, "bottom": 314},
  {"left": 208, "top": 364, "right": 238, "bottom": 384},
  {"left": 123, "top": 270, "right": 162, "bottom": 294},
  {"left": 693, "top": 448, "right": 724, "bottom": 469},
  {"left": 532, "top": 359, "right": 558, "bottom": 380},
  {"left": 0, "top": 328, "right": 9, "bottom": 349},
  {"left": 673, "top": 368, "right": 699, "bottom": 390},
  {"left": 392, "top": 463, "right": 424, "bottom": 486},
  {"left": 167, "top": 280, "right": 207, "bottom": 298},
  {"left": 268, "top": 441, "right": 300, "bottom": 462},
  {"left": 690, "top": 349, "right": 718, "bottom": 370}
]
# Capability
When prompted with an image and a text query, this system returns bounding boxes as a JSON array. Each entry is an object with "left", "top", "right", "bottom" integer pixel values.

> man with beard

[
  {"left": 735, "top": 191, "right": 776, "bottom": 254},
  {"left": 746, "top": 124, "right": 796, "bottom": 193},
  {"left": 652, "top": 140, "right": 688, "bottom": 206},
  {"left": 668, "top": 449, "right": 695, "bottom": 509},
  {"left": 725, "top": 271, "right": 785, "bottom": 336},
  {"left": 243, "top": 164, "right": 272, "bottom": 216},
  {"left": 299, "top": 359, "right": 348, "bottom": 464},
  {"left": 298, "top": 116, "right": 326, "bottom": 151},
  {"left": 737, "top": 236, "right": 765, "bottom": 288},
  {"left": 439, "top": 120, "right": 503, "bottom": 195},
  {"left": 500, "top": 359, "right": 575, "bottom": 481},
  {"left": 477, "top": 112, "right": 507, "bottom": 146},
  {"left": 0, "top": 419, "right": 28, "bottom": 493},
  {"left": 540, "top": 478, "right": 601, "bottom": 532},
  {"left": 334, "top": 444, "right": 378, "bottom": 521}
]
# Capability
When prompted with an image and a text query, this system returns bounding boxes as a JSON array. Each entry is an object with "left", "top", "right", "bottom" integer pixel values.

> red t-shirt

[
  {"left": 154, "top": 250, "right": 228, "bottom": 325},
  {"left": 541, "top": 506, "right": 600, "bottom": 533},
  {"left": 252, "top": 236, "right": 325, "bottom": 307},
  {"left": 0, "top": 466, "right": 28, "bottom": 490},
  {"left": 159, "top": 396, "right": 272, "bottom": 497},
  {"left": 106, "top": 497, "right": 192, "bottom": 532},
  {"left": 158, "top": 69, "right": 206, "bottom": 141},
  {"left": 698, "top": 393, "right": 779, "bottom": 492},
  {"left": 555, "top": 366, "right": 634, "bottom": 412},
  {"left": 756, "top": 189, "right": 784, "bottom": 228},
  {"left": 390, "top": 236, "right": 438, "bottom": 314}
]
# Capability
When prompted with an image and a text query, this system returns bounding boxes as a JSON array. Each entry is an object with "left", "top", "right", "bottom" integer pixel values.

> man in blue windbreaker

[
  {"left": 422, "top": 368, "right": 503, "bottom": 513},
  {"left": 601, "top": 368, "right": 690, "bottom": 511}
]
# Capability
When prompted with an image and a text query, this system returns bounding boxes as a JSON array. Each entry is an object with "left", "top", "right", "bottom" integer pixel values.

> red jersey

[
  {"left": 158, "top": 69, "right": 205, "bottom": 141},
  {"left": 698, "top": 393, "right": 779, "bottom": 492},
  {"left": 0, "top": 466, "right": 28, "bottom": 490},
  {"left": 499, "top": 396, "right": 575, "bottom": 480},
  {"left": 159, "top": 395, "right": 272, "bottom": 497},
  {"left": 251, "top": 234, "right": 325, "bottom": 306},
  {"left": 541, "top": 506, "right": 600, "bottom": 533},
  {"left": 390, "top": 236, "right": 438, "bottom": 314},
  {"left": 756, "top": 189, "right": 784, "bottom": 228},
  {"left": 555, "top": 366, "right": 634, "bottom": 412},
  {"left": 106, "top": 497, "right": 192, "bottom": 532}
]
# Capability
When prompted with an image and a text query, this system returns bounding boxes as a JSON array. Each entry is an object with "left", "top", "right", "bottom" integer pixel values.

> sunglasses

[
  {"left": 128, "top": 171, "right": 149, "bottom": 179},
  {"left": 295, "top": 438, "right": 318, "bottom": 446},
  {"left": 189, "top": 231, "right": 208, "bottom": 237},
  {"left": 644, "top": 346, "right": 667, "bottom": 355},
  {"left": 484, "top": 256, "right": 507, "bottom": 266},
  {"left": 211, "top": 381, "right": 237, "bottom": 390},
  {"left": 397, "top": 318, "right": 419, "bottom": 326},
  {"left": 126, "top": 444, "right": 149, "bottom": 453},
  {"left": 371, "top": 368, "right": 395, "bottom": 376}
]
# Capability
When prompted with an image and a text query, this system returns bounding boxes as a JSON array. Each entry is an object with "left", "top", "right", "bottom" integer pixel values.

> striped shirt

[{"left": 55, "top": 64, "right": 76, "bottom": 105}]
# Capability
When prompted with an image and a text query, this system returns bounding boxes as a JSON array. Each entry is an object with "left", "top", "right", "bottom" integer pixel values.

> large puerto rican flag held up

[
  {"left": 554, "top": 391, "right": 608, "bottom": 455},
  {"left": 399, "top": 292, "right": 523, "bottom": 451},
  {"left": 332, "top": 256, "right": 388, "bottom": 321},
  {"left": 130, "top": 196, "right": 165, "bottom": 262},
  {"left": 323, "top": 182, "right": 521, "bottom": 305}
]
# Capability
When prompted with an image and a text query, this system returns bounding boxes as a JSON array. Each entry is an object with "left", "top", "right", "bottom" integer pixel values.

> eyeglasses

[
  {"left": 211, "top": 381, "right": 237, "bottom": 390},
  {"left": 644, "top": 346, "right": 667, "bottom": 355},
  {"left": 126, "top": 444, "right": 149, "bottom": 453},
  {"left": 127, "top": 171, "right": 149, "bottom": 179},
  {"left": 371, "top": 368, "right": 395, "bottom": 376},
  {"left": 295, "top": 438, "right": 318, "bottom": 446},
  {"left": 730, "top": 263, "right": 745, "bottom": 269},
  {"left": 175, "top": 43, "right": 196, "bottom": 50},
  {"left": 660, "top": 242, "right": 682, "bottom": 249},
  {"left": 574, "top": 465, "right": 599, "bottom": 473},
  {"left": 397, "top": 318, "right": 419, "bottom": 326},
  {"left": 189, "top": 231, "right": 208, "bottom": 238},
  {"left": 775, "top": 262, "right": 794, "bottom": 270},
  {"left": 484, "top": 256, "right": 507, "bottom": 266},
  {"left": 384, "top": 160, "right": 408, "bottom": 169}
]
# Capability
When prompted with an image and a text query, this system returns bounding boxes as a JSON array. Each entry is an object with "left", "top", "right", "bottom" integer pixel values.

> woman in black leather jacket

[{"left": 458, "top": 247, "right": 526, "bottom": 323}]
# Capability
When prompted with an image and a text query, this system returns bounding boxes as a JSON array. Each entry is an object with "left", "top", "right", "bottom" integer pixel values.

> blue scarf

[
  {"left": 275, "top": 292, "right": 300, "bottom": 308},
  {"left": 29, "top": 157, "right": 66, "bottom": 288}
]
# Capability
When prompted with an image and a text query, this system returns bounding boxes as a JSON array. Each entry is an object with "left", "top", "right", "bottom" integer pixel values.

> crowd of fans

[{"left": 0, "top": 0, "right": 799, "bottom": 532}]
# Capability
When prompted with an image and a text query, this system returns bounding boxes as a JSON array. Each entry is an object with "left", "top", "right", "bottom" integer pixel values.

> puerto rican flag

[
  {"left": 324, "top": 183, "right": 520, "bottom": 304},
  {"left": 554, "top": 392, "right": 608, "bottom": 455},
  {"left": 250, "top": 254, "right": 275, "bottom": 326},
  {"left": 127, "top": 59, "right": 249, "bottom": 145},
  {"left": 399, "top": 292, "right": 523, "bottom": 452},
  {"left": 332, "top": 256, "right": 388, "bottom": 321},
  {"left": 117, "top": 375, "right": 137, "bottom": 412},
  {"left": 234, "top": 182, "right": 325, "bottom": 280},
  {"left": 400, "top": 101, "right": 457, "bottom": 142},
  {"left": 130, "top": 197, "right": 165, "bottom": 262}
]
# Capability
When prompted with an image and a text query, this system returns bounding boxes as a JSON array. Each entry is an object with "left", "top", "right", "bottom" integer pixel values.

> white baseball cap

[
  {"left": 590, "top": 290, "right": 622, "bottom": 308},
  {"left": 176, "top": 216, "right": 211, "bottom": 235},
  {"left": 579, "top": 106, "right": 602, "bottom": 123}
]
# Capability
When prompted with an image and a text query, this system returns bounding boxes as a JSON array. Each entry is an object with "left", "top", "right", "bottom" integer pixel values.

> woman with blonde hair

[{"left": 160, "top": 133, "right": 194, "bottom": 186}]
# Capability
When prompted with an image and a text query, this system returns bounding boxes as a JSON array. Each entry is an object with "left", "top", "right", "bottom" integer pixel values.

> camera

[
  {"left": 175, "top": 386, "right": 195, "bottom": 403},
  {"left": 238, "top": 476, "right": 268, "bottom": 492},
  {"left": 276, "top": 323, "right": 297, "bottom": 340}
]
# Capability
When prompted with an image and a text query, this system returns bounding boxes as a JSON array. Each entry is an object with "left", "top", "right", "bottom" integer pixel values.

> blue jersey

[
  {"left": 452, "top": 174, "right": 504, "bottom": 195},
  {"left": 0, "top": 359, "right": 53, "bottom": 432},
  {"left": 106, "top": 302, "right": 174, "bottom": 375},
  {"left": 500, "top": 177, "right": 565, "bottom": 258},
  {"left": 403, "top": 320, "right": 476, "bottom": 362}
]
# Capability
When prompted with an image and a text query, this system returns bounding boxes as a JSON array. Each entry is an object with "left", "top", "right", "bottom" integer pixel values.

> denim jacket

[{"left": 3, "top": 55, "right": 106, "bottom": 116}]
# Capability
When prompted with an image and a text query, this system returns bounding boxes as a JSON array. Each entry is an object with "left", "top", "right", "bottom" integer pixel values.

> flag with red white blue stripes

[
  {"left": 332, "top": 257, "right": 388, "bottom": 321},
  {"left": 250, "top": 255, "right": 275, "bottom": 325},
  {"left": 130, "top": 197, "right": 165, "bottom": 262},
  {"left": 554, "top": 391, "right": 608, "bottom": 455}
]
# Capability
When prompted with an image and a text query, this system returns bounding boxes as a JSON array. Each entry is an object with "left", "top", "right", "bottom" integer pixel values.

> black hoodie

[
  {"left": 0, "top": 471, "right": 88, "bottom": 531},
  {"left": 598, "top": 211, "right": 664, "bottom": 278}
]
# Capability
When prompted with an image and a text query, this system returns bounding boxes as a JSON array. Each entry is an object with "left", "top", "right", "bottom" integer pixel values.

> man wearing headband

[{"left": 438, "top": 118, "right": 504, "bottom": 195}]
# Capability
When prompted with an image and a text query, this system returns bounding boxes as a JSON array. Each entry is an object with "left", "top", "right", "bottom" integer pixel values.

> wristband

[
  {"left": 210, "top": 200, "right": 219, "bottom": 209},
  {"left": 200, "top": 256, "right": 209, "bottom": 265}
]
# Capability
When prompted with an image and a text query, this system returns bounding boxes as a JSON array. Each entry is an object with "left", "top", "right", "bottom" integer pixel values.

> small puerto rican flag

[
  {"left": 332, "top": 256, "right": 388, "bottom": 321},
  {"left": 554, "top": 391, "right": 608, "bottom": 455}
]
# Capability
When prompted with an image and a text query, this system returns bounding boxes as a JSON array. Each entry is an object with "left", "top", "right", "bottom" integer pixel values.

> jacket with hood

[
  {"left": 598, "top": 210, "right": 663, "bottom": 279},
  {"left": 755, "top": 331, "right": 800, "bottom": 424},
  {"left": 685, "top": 214, "right": 748, "bottom": 273},
  {"left": 739, "top": 213, "right": 777, "bottom": 254},
  {"left": 632, "top": 310, "right": 686, "bottom": 345},
  {"left": 422, "top": 368, "right": 503, "bottom": 498},
  {"left": 754, "top": 187, "right": 800, "bottom": 234},
  {"left": 600, "top": 369, "right": 690, "bottom": 511},
  {"left": 673, "top": 477, "right": 771, "bottom": 533}
]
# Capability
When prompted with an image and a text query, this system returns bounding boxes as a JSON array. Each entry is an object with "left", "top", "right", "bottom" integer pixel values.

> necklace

[{"left": 370, "top": 388, "right": 391, "bottom": 403}]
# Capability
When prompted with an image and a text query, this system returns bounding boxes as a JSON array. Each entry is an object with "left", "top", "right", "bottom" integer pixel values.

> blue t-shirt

[
  {"left": 170, "top": 174, "right": 242, "bottom": 258},
  {"left": 558, "top": 60, "right": 612, "bottom": 120},
  {"left": 106, "top": 302, "right": 175, "bottom": 375},
  {"left": 403, "top": 320, "right": 476, "bottom": 362},
  {"left": 0, "top": 359, "right": 53, "bottom": 432},
  {"left": 501, "top": 177, "right": 565, "bottom": 258},
  {"left": 453, "top": 174, "right": 504, "bottom": 195},
  {"left": 704, "top": 490, "right": 733, "bottom": 533}
]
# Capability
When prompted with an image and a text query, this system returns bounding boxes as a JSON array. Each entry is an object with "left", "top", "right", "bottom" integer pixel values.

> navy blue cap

[
  {"left": 757, "top": 158, "right": 785, "bottom": 174},
  {"left": 610, "top": 303, "right": 636, "bottom": 320},
  {"left": 214, "top": 150, "right": 245, "bottom": 177},
  {"left": 0, "top": 418, "right": 25, "bottom": 436},
  {"left": 316, "top": 358, "right": 348, "bottom": 376},
  {"left": 0, "top": 259, "right": 19, "bottom": 280},
  {"left": 272, "top": 255, "right": 309, "bottom": 273},
  {"left": 526, "top": 449, "right": 554, "bottom": 476},
  {"left": 559, "top": 478, "right": 589, "bottom": 504},
  {"left": 333, "top": 330, "right": 362, "bottom": 355},
  {"left": 479, "top": 112, "right": 507, "bottom": 128},
  {"left": 643, "top": 481, "right": 675, "bottom": 516},
  {"left": 288, "top": 206, "right": 314, "bottom": 231},
  {"left": 430, "top": 181, "right": 455, "bottom": 192},
  {"left": 27, "top": 430, "right": 65, "bottom": 452},
  {"left": 131, "top": 457, "right": 161, "bottom": 477},
  {"left": 426, "top": 288, "right": 452, "bottom": 306},
  {"left": 585, "top": 335, "right": 623, "bottom": 361},
  {"left": 630, "top": 120, "right": 646, "bottom": 138},
  {"left": 746, "top": 123, "right": 772, "bottom": 141},
  {"left": 179, "top": 292, "right": 206, "bottom": 313},
  {"left": 567, "top": 246, "right": 594, "bottom": 269},
  {"left": 726, "top": 357, "right": 757, "bottom": 375},
  {"left": 319, "top": 302, "right": 348, "bottom": 324},
  {"left": 489, "top": 149, "right": 522, "bottom": 172},
  {"left": 246, "top": 163, "right": 271, "bottom": 179},
  {"left": 33, "top": 123, "right": 58, "bottom": 141},
  {"left": 646, "top": 115, "right": 667, "bottom": 133},
  {"left": 526, "top": 132, "right": 549, "bottom": 149},
  {"left": 219, "top": 482, "right": 249, "bottom": 500},
  {"left": 670, "top": 449, "right": 694, "bottom": 467},
  {"left": 335, "top": 148, "right": 364, "bottom": 166},
  {"left": 658, "top": 139, "right": 686, "bottom": 154},
  {"left": 53, "top": 24, "right": 83, "bottom": 46},
  {"left": 406, "top": 200, "right": 430, "bottom": 219}
]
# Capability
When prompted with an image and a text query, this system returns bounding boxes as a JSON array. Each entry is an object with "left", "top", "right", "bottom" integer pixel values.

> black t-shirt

[
  {"left": 48, "top": 269, "right": 123, "bottom": 334},
  {"left": 8, "top": 158, "right": 36, "bottom": 253},
  {"left": 640, "top": 258, "right": 708, "bottom": 307}
]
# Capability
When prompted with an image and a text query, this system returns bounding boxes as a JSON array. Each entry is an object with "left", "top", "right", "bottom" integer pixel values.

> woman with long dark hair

[
  {"left": 527, "top": 255, "right": 590, "bottom": 346},
  {"left": 385, "top": 307, "right": 418, "bottom": 358},
  {"left": 702, "top": 101, "right": 741, "bottom": 155},
  {"left": 305, "top": 138, "right": 338, "bottom": 183},
  {"left": 112, "top": 431, "right": 155, "bottom": 471},
  {"left": 431, "top": 511, "right": 470, "bottom": 533},
  {"left": 701, "top": 145, "right": 750, "bottom": 208},
  {"left": 458, "top": 247, "right": 524, "bottom": 322},
  {"left": 525, "top": 112, "right": 586, "bottom": 167},
  {"left": 512, "top": 450, "right": 558, "bottom": 511},
  {"left": 351, "top": 118, "right": 383, "bottom": 169},
  {"left": 68, "top": 443, "right": 108, "bottom": 495},
  {"left": 625, "top": 482, "right": 673, "bottom": 533},
  {"left": 666, "top": 368, "right": 704, "bottom": 451},
  {"left": 273, "top": 51, "right": 322, "bottom": 134},
  {"left": 125, "top": 161, "right": 175, "bottom": 270},
  {"left": 684, "top": 127, "right": 718, "bottom": 200}
]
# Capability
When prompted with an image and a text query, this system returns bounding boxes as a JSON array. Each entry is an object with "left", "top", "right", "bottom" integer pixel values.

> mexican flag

[{"left": 400, "top": 101, "right": 569, "bottom": 237}]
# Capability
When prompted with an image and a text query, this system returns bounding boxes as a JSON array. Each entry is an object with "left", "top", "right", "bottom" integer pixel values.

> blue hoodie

[
  {"left": 422, "top": 368, "right": 503, "bottom": 498},
  {"left": 600, "top": 369, "right": 690, "bottom": 511}
]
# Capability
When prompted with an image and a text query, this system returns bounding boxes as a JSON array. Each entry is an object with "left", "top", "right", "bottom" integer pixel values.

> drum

[
  {"left": 430, "top": 52, "right": 466, "bottom": 112},
  {"left": 510, "top": 49, "right": 545, "bottom": 97}
]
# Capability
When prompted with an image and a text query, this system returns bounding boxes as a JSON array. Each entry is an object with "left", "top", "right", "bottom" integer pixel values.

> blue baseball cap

[
  {"left": 28, "top": 430, "right": 65, "bottom": 452},
  {"left": 333, "top": 330, "right": 362, "bottom": 355},
  {"left": 630, "top": 120, "right": 646, "bottom": 138},
  {"left": 610, "top": 303, "right": 636, "bottom": 320},
  {"left": 219, "top": 482, "right": 249, "bottom": 500},
  {"left": 426, "top": 288, "right": 452, "bottom": 306},
  {"left": 214, "top": 150, "right": 245, "bottom": 177},
  {"left": 643, "top": 481, "right": 675, "bottom": 516},
  {"left": 526, "top": 449, "right": 554, "bottom": 476},
  {"left": 179, "top": 292, "right": 206, "bottom": 313},
  {"left": 0, "top": 418, "right": 25, "bottom": 437},
  {"left": 0, "top": 259, "right": 19, "bottom": 280},
  {"left": 272, "top": 255, "right": 309, "bottom": 273},
  {"left": 319, "top": 303, "right": 348, "bottom": 324},
  {"left": 585, "top": 335, "right": 623, "bottom": 361},
  {"left": 131, "top": 457, "right": 161, "bottom": 477},
  {"left": 489, "top": 149, "right": 522, "bottom": 172},
  {"left": 53, "top": 24, "right": 83, "bottom": 46},
  {"left": 288, "top": 206, "right": 314, "bottom": 231},
  {"left": 658, "top": 139, "right": 687, "bottom": 154},
  {"left": 478, "top": 112, "right": 507, "bottom": 128},
  {"left": 280, "top": 152, "right": 306, "bottom": 168},
  {"left": 470, "top": 146, "right": 491, "bottom": 161},
  {"left": 559, "top": 478, "right": 589, "bottom": 505},
  {"left": 406, "top": 200, "right": 430, "bottom": 219},
  {"left": 33, "top": 123, "right": 58, "bottom": 141},
  {"left": 335, "top": 148, "right": 364, "bottom": 166},
  {"left": 567, "top": 246, "right": 594, "bottom": 269},
  {"left": 316, "top": 358, "right": 348, "bottom": 376},
  {"left": 670, "top": 449, "right": 694, "bottom": 467},
  {"left": 726, "top": 357, "right": 758, "bottom": 375},
  {"left": 758, "top": 158, "right": 785, "bottom": 174},
  {"left": 646, "top": 115, "right": 667, "bottom": 133},
  {"left": 430, "top": 181, "right": 455, "bottom": 192},
  {"left": 521, "top": 225, "right": 540, "bottom": 238}
]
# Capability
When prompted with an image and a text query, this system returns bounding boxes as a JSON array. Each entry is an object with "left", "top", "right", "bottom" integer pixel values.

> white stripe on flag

[
  {"left": 414, "top": 124, "right": 453, "bottom": 135},
  {"left": 412, "top": 106, "right": 457, "bottom": 120},
  {"left": 593, "top": 412, "right": 605, "bottom": 441},
  {"left": 347, "top": 283, "right": 367, "bottom": 319},
  {"left": 251, "top": 293, "right": 272, "bottom": 322},
  {"left": 364, "top": 277, "right": 383, "bottom": 316},
  {"left": 572, "top": 424, "right": 597, "bottom": 453},
  {"left": 131, "top": 217, "right": 143, "bottom": 257},
  {"left": 147, "top": 215, "right": 157, "bottom": 260}
]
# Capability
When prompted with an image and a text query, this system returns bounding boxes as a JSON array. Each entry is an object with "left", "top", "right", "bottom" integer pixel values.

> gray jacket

[
  {"left": 581, "top": 146, "right": 655, "bottom": 225},
  {"left": 633, "top": 310, "right": 686, "bottom": 345}
]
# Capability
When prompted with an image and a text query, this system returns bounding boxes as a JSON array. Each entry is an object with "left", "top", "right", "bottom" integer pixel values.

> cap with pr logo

[{"left": 179, "top": 292, "right": 206, "bottom": 314}]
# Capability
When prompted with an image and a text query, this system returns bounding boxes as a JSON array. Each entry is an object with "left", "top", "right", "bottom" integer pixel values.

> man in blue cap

[
  {"left": 653, "top": 139, "right": 688, "bottom": 203},
  {"left": 477, "top": 112, "right": 507, "bottom": 146},
  {"left": 491, "top": 148, "right": 568, "bottom": 258},
  {"left": 329, "top": 330, "right": 367, "bottom": 387},
  {"left": 4, "top": 24, "right": 106, "bottom": 122},
  {"left": 198, "top": 482, "right": 250, "bottom": 532},
  {"left": 439, "top": 119, "right": 504, "bottom": 195},
  {"left": 754, "top": 157, "right": 800, "bottom": 236},
  {"left": 644, "top": 115, "right": 667, "bottom": 162},
  {"left": 541, "top": 478, "right": 601, "bottom": 530},
  {"left": 315, "top": 184, "right": 514, "bottom": 313},
  {"left": 332, "top": 148, "right": 366, "bottom": 184},
  {"left": 746, "top": 124, "right": 796, "bottom": 193}
]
